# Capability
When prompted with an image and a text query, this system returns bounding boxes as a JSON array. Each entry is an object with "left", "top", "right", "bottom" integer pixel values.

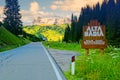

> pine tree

[
  {"left": 63, "top": 25, "right": 71, "bottom": 42},
  {"left": 113, "top": 0, "right": 120, "bottom": 46},
  {"left": 71, "top": 15, "right": 77, "bottom": 42},
  {"left": 77, "top": 6, "right": 92, "bottom": 41},
  {"left": 71, "top": 13, "right": 74, "bottom": 22},
  {"left": 92, "top": 3, "right": 100, "bottom": 20},
  {"left": 3, "top": 0, "right": 22, "bottom": 35},
  {"left": 106, "top": 0, "right": 116, "bottom": 43},
  {"left": 99, "top": 0, "right": 107, "bottom": 24},
  {"left": 0, "top": 21, "right": 2, "bottom": 27}
]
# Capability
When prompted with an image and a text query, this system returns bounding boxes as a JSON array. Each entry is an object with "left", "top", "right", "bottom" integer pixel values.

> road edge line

[{"left": 41, "top": 43, "right": 65, "bottom": 80}]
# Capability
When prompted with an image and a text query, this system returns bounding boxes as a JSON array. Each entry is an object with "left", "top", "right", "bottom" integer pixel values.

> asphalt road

[{"left": 0, "top": 42, "right": 66, "bottom": 80}]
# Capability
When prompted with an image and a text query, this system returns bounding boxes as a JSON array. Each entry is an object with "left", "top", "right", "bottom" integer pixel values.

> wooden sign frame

[{"left": 82, "top": 20, "right": 107, "bottom": 55}]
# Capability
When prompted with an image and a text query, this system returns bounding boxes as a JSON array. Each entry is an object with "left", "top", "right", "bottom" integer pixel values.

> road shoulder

[{"left": 47, "top": 48, "right": 79, "bottom": 72}]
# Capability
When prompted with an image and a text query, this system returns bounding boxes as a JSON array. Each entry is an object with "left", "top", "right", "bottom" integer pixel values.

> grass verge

[
  {"left": 0, "top": 45, "right": 18, "bottom": 52},
  {"left": 43, "top": 41, "right": 120, "bottom": 80}
]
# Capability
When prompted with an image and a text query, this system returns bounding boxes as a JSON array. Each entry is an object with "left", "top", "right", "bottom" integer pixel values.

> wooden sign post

[{"left": 82, "top": 20, "right": 107, "bottom": 55}]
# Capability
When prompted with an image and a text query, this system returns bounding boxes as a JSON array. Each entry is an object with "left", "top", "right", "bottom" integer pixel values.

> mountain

[{"left": 32, "top": 16, "right": 71, "bottom": 25}]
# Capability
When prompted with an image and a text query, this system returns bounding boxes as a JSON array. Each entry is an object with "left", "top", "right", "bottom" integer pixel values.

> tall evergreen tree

[
  {"left": 77, "top": 6, "right": 92, "bottom": 40},
  {"left": 99, "top": 0, "right": 107, "bottom": 24},
  {"left": 92, "top": 3, "right": 100, "bottom": 20},
  {"left": 71, "top": 13, "right": 74, "bottom": 22},
  {"left": 77, "top": 8, "right": 85, "bottom": 41},
  {"left": 3, "top": 0, "right": 22, "bottom": 35},
  {"left": 80, "top": 6, "right": 92, "bottom": 25},
  {"left": 63, "top": 14, "right": 78, "bottom": 43},
  {"left": 63, "top": 25, "right": 71, "bottom": 42},
  {"left": 0, "top": 21, "right": 2, "bottom": 27},
  {"left": 71, "top": 15, "right": 77, "bottom": 42},
  {"left": 106, "top": 0, "right": 116, "bottom": 43},
  {"left": 113, "top": 0, "right": 120, "bottom": 45}
]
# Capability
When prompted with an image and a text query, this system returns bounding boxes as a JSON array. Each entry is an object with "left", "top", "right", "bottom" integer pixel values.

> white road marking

[{"left": 41, "top": 43, "right": 63, "bottom": 80}]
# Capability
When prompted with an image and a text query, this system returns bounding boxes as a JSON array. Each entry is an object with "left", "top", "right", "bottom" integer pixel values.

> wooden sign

[{"left": 82, "top": 20, "right": 107, "bottom": 55}]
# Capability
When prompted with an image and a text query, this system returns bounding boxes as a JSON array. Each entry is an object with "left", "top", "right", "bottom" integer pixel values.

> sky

[{"left": 0, "top": 0, "right": 104, "bottom": 25}]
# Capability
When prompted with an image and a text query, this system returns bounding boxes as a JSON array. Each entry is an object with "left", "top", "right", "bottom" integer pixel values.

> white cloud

[
  {"left": 51, "top": 5, "right": 58, "bottom": 10},
  {"left": 20, "top": 10, "right": 33, "bottom": 22},
  {"left": 0, "top": 6, "right": 4, "bottom": 15},
  {"left": 20, "top": 2, "right": 54, "bottom": 25},
  {"left": 30, "top": 2, "right": 40, "bottom": 13},
  {"left": 51, "top": 0, "right": 104, "bottom": 12},
  {"left": 42, "top": 7, "right": 46, "bottom": 10},
  {"left": 0, "top": 6, "right": 4, "bottom": 21},
  {"left": 20, "top": 10, "right": 54, "bottom": 21}
]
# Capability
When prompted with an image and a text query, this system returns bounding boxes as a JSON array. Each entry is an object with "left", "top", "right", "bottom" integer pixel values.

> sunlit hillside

[
  {"left": 42, "top": 30, "right": 63, "bottom": 41},
  {"left": 23, "top": 24, "right": 68, "bottom": 41}
]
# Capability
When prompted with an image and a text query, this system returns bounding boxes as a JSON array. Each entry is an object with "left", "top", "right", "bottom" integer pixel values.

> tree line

[{"left": 63, "top": 0, "right": 120, "bottom": 47}]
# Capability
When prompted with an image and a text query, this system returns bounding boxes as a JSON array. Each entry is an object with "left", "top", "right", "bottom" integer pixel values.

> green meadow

[{"left": 43, "top": 41, "right": 120, "bottom": 80}]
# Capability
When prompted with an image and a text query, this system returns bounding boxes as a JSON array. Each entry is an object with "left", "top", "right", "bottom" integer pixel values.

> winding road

[{"left": 0, "top": 42, "right": 66, "bottom": 80}]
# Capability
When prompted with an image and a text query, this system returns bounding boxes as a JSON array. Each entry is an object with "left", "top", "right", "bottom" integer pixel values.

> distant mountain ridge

[{"left": 33, "top": 16, "right": 71, "bottom": 25}]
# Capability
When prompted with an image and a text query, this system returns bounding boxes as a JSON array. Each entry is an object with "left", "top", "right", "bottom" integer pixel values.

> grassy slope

[
  {"left": 43, "top": 41, "right": 120, "bottom": 80},
  {"left": 23, "top": 24, "right": 67, "bottom": 41},
  {"left": 0, "top": 27, "right": 23, "bottom": 45},
  {"left": 0, "top": 27, "right": 30, "bottom": 52}
]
